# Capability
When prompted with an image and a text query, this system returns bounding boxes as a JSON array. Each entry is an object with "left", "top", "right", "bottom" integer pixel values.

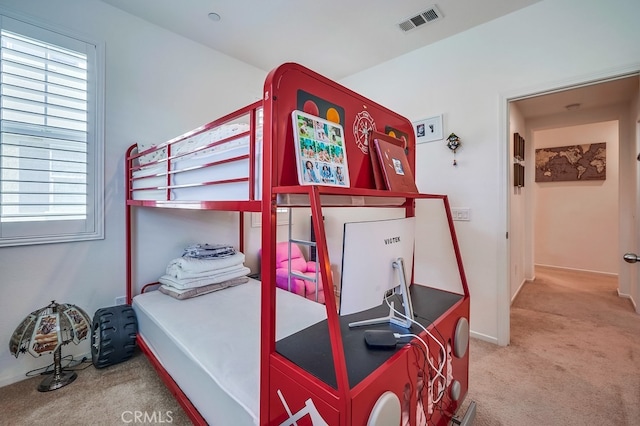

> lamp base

[{"left": 37, "top": 370, "right": 77, "bottom": 392}]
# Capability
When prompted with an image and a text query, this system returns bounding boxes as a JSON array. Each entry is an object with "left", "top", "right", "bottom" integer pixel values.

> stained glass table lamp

[{"left": 9, "top": 300, "right": 91, "bottom": 391}]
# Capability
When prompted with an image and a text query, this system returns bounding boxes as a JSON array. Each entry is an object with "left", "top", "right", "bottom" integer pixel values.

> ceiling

[
  {"left": 514, "top": 75, "right": 639, "bottom": 119},
  {"left": 100, "top": 0, "right": 637, "bottom": 119},
  {"left": 100, "top": 0, "right": 542, "bottom": 80}
]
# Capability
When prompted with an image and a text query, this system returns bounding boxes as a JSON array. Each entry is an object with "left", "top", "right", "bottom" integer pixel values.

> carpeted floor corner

[{"left": 0, "top": 351, "right": 190, "bottom": 426}]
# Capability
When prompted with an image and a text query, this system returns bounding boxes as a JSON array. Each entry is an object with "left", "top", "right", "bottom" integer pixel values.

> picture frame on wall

[
  {"left": 513, "top": 132, "right": 525, "bottom": 187},
  {"left": 414, "top": 114, "right": 443, "bottom": 144},
  {"left": 513, "top": 132, "right": 525, "bottom": 160},
  {"left": 514, "top": 163, "right": 525, "bottom": 187}
]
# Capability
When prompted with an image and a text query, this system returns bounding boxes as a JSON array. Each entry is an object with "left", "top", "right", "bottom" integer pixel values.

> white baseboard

[
  {"left": 617, "top": 289, "right": 638, "bottom": 312},
  {"left": 510, "top": 277, "right": 531, "bottom": 304},
  {"left": 534, "top": 263, "right": 618, "bottom": 278},
  {"left": 0, "top": 351, "right": 91, "bottom": 389},
  {"left": 0, "top": 372, "right": 30, "bottom": 389},
  {"left": 470, "top": 330, "right": 499, "bottom": 345}
]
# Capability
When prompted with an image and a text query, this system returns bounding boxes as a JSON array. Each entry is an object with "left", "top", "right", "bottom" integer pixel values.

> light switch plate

[{"left": 451, "top": 208, "right": 470, "bottom": 221}]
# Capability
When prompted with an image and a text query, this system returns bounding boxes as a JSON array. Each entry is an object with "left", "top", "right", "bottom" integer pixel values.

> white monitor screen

[{"left": 340, "top": 217, "right": 416, "bottom": 316}]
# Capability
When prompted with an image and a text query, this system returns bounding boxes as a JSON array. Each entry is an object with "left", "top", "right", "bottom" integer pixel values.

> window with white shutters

[{"left": 0, "top": 14, "right": 103, "bottom": 246}]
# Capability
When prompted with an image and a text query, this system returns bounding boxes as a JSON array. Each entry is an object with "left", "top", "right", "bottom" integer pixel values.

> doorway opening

[{"left": 503, "top": 73, "right": 639, "bottom": 345}]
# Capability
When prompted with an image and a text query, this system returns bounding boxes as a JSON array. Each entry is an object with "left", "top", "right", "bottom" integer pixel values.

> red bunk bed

[{"left": 125, "top": 63, "right": 473, "bottom": 425}]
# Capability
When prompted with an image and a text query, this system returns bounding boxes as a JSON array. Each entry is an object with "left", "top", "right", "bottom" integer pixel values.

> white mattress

[
  {"left": 132, "top": 279, "right": 326, "bottom": 425},
  {"left": 131, "top": 163, "right": 171, "bottom": 200},
  {"left": 131, "top": 138, "right": 262, "bottom": 201}
]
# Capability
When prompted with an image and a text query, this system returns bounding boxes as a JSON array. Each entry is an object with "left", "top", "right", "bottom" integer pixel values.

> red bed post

[
  {"left": 259, "top": 69, "right": 277, "bottom": 425},
  {"left": 125, "top": 145, "right": 135, "bottom": 305}
]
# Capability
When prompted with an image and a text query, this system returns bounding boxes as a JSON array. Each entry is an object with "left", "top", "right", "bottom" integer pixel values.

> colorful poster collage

[{"left": 292, "top": 110, "right": 350, "bottom": 188}]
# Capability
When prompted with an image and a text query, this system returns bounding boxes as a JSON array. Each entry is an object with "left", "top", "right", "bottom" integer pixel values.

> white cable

[
  {"left": 393, "top": 332, "right": 445, "bottom": 385},
  {"left": 393, "top": 332, "right": 435, "bottom": 369},
  {"left": 385, "top": 296, "right": 446, "bottom": 371},
  {"left": 386, "top": 297, "right": 447, "bottom": 402},
  {"left": 402, "top": 333, "right": 447, "bottom": 406}
]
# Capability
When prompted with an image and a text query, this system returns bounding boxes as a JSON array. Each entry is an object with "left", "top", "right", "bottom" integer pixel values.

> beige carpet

[
  {"left": 0, "top": 352, "right": 190, "bottom": 426},
  {"left": 459, "top": 266, "right": 640, "bottom": 425},
  {"left": 1, "top": 266, "right": 639, "bottom": 425}
]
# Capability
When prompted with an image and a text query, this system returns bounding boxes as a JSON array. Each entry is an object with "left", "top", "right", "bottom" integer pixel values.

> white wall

[
  {"left": 630, "top": 81, "right": 640, "bottom": 310},
  {"left": 526, "top": 103, "right": 634, "bottom": 285},
  {"left": 533, "top": 121, "right": 619, "bottom": 273},
  {"left": 509, "top": 104, "right": 528, "bottom": 301},
  {"left": 340, "top": 0, "right": 640, "bottom": 343},
  {"left": 0, "top": 0, "right": 266, "bottom": 386}
]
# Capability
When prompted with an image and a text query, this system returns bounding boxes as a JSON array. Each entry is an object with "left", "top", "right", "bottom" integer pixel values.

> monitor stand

[{"left": 348, "top": 257, "right": 414, "bottom": 329}]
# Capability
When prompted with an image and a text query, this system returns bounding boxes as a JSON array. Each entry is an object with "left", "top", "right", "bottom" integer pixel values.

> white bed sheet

[
  {"left": 131, "top": 136, "right": 262, "bottom": 201},
  {"left": 132, "top": 279, "right": 326, "bottom": 425}
]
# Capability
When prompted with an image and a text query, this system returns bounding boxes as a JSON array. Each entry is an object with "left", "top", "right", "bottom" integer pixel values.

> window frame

[{"left": 0, "top": 9, "right": 104, "bottom": 247}]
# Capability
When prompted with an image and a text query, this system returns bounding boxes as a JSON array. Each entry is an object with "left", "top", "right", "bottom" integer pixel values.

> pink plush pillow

[
  {"left": 275, "top": 268, "right": 306, "bottom": 296},
  {"left": 274, "top": 242, "right": 307, "bottom": 272},
  {"left": 302, "top": 271, "right": 325, "bottom": 304},
  {"left": 264, "top": 242, "right": 326, "bottom": 304},
  {"left": 305, "top": 261, "right": 317, "bottom": 273}
]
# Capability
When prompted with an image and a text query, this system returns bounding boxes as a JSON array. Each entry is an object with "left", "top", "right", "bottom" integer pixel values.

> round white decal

[{"left": 352, "top": 111, "right": 376, "bottom": 154}]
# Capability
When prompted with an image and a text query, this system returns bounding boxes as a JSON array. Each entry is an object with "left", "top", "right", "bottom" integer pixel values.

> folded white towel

[
  {"left": 165, "top": 263, "right": 247, "bottom": 280},
  {"left": 166, "top": 252, "right": 245, "bottom": 279},
  {"left": 159, "top": 265, "right": 251, "bottom": 290}
]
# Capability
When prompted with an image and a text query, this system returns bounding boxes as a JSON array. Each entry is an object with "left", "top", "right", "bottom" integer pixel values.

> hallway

[{"left": 461, "top": 266, "right": 640, "bottom": 425}]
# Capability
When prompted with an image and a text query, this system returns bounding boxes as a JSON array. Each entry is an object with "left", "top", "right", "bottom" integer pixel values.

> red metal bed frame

[{"left": 125, "top": 63, "right": 471, "bottom": 425}]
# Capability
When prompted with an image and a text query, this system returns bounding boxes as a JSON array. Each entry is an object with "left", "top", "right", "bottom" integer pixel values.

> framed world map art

[{"left": 535, "top": 142, "right": 606, "bottom": 182}]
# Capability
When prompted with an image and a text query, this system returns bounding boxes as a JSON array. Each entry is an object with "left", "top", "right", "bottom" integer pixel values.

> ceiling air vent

[{"left": 398, "top": 5, "right": 443, "bottom": 33}]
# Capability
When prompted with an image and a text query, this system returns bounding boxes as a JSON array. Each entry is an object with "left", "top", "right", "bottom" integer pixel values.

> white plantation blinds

[{"left": 0, "top": 15, "right": 103, "bottom": 246}]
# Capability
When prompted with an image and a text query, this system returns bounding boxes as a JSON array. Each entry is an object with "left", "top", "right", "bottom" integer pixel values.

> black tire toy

[{"left": 91, "top": 305, "right": 138, "bottom": 369}]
